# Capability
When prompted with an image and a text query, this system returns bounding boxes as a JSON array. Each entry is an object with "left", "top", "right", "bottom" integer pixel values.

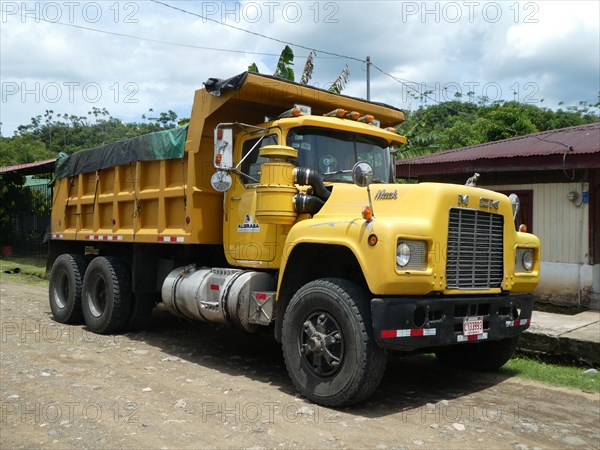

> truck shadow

[{"left": 126, "top": 309, "right": 516, "bottom": 418}]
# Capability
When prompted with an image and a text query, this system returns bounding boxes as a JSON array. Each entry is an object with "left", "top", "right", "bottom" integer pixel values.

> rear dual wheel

[
  {"left": 82, "top": 256, "right": 132, "bottom": 334},
  {"left": 49, "top": 254, "right": 89, "bottom": 323}
]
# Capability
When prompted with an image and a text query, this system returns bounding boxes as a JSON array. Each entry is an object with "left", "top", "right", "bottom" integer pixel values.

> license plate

[{"left": 463, "top": 316, "right": 484, "bottom": 336}]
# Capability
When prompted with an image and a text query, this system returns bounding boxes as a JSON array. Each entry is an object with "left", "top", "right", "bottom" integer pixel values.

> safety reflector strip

[
  {"left": 85, "top": 235, "right": 123, "bottom": 241},
  {"left": 210, "top": 284, "right": 220, "bottom": 291},
  {"left": 505, "top": 318, "right": 531, "bottom": 328},
  {"left": 157, "top": 236, "right": 185, "bottom": 243},
  {"left": 255, "top": 293, "right": 268, "bottom": 300},
  {"left": 457, "top": 332, "right": 488, "bottom": 342},
  {"left": 51, "top": 233, "right": 64, "bottom": 239},
  {"left": 381, "top": 328, "right": 437, "bottom": 339}
]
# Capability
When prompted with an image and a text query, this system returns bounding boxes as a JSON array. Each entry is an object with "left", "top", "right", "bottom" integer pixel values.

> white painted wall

[{"left": 484, "top": 182, "right": 595, "bottom": 308}]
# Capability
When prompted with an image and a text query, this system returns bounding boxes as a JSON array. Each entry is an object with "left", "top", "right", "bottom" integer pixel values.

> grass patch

[
  {"left": 501, "top": 356, "right": 599, "bottom": 393},
  {"left": 419, "top": 353, "right": 599, "bottom": 392},
  {"left": 0, "top": 258, "right": 48, "bottom": 286}
]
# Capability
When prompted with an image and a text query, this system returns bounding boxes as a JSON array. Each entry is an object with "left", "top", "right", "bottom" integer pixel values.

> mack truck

[{"left": 47, "top": 72, "right": 540, "bottom": 406}]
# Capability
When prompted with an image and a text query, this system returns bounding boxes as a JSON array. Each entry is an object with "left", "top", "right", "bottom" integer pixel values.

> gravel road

[{"left": 1, "top": 279, "right": 599, "bottom": 449}]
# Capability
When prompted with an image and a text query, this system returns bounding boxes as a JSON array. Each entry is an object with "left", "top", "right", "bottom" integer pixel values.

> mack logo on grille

[
  {"left": 375, "top": 189, "right": 397, "bottom": 200},
  {"left": 458, "top": 194, "right": 469, "bottom": 206},
  {"left": 480, "top": 197, "right": 500, "bottom": 209}
]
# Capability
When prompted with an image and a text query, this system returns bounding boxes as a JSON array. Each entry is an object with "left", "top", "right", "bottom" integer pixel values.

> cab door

[{"left": 224, "top": 133, "right": 279, "bottom": 265}]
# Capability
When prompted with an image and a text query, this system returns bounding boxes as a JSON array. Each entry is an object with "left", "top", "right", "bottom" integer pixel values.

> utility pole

[{"left": 366, "top": 56, "right": 371, "bottom": 101}]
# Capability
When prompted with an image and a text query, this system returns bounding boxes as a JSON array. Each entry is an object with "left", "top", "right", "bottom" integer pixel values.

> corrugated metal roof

[
  {"left": 397, "top": 122, "right": 599, "bottom": 166},
  {"left": 0, "top": 158, "right": 56, "bottom": 175}
]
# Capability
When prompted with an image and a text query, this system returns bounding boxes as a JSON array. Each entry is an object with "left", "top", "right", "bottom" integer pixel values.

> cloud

[{"left": 1, "top": 1, "right": 598, "bottom": 136}]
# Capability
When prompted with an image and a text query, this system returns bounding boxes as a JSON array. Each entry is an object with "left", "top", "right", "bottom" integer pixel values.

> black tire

[
  {"left": 82, "top": 256, "right": 132, "bottom": 334},
  {"left": 48, "top": 254, "right": 89, "bottom": 323},
  {"left": 125, "top": 292, "right": 158, "bottom": 331},
  {"left": 435, "top": 336, "right": 520, "bottom": 371},
  {"left": 282, "top": 278, "right": 387, "bottom": 406}
]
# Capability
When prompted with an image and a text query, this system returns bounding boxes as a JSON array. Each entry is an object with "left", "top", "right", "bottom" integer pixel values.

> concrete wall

[{"left": 536, "top": 262, "right": 598, "bottom": 309}]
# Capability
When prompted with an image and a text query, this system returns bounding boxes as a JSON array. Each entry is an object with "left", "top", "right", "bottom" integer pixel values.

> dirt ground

[{"left": 1, "top": 279, "right": 599, "bottom": 449}]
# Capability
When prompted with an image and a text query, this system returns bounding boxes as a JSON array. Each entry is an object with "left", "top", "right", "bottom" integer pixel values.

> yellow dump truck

[{"left": 47, "top": 72, "right": 540, "bottom": 406}]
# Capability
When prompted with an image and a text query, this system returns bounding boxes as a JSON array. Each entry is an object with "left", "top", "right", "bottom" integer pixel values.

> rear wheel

[
  {"left": 282, "top": 278, "right": 387, "bottom": 406},
  {"left": 82, "top": 256, "right": 132, "bottom": 334},
  {"left": 435, "top": 336, "right": 520, "bottom": 371},
  {"left": 49, "top": 254, "right": 89, "bottom": 323}
]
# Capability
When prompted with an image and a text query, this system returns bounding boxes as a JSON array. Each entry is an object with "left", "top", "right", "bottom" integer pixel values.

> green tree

[{"left": 397, "top": 98, "right": 599, "bottom": 158}]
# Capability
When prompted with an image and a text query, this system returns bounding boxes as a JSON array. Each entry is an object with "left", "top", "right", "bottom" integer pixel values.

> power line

[
  {"left": 14, "top": 13, "right": 294, "bottom": 58},
  {"left": 149, "top": 0, "right": 365, "bottom": 63}
]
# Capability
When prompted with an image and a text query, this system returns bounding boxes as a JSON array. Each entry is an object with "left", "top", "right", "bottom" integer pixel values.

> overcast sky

[{"left": 1, "top": 1, "right": 598, "bottom": 136}]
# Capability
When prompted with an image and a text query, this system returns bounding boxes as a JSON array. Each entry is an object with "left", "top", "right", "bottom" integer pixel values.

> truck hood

[{"left": 315, "top": 182, "right": 513, "bottom": 223}]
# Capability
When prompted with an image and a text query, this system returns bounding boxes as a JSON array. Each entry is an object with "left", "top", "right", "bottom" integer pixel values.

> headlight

[
  {"left": 395, "top": 240, "right": 428, "bottom": 270},
  {"left": 396, "top": 242, "right": 411, "bottom": 267},
  {"left": 516, "top": 248, "right": 534, "bottom": 272},
  {"left": 521, "top": 250, "right": 534, "bottom": 271}
]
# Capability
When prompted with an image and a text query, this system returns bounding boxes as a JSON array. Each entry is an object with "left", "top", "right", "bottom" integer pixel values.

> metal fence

[{"left": 1, "top": 178, "right": 51, "bottom": 264}]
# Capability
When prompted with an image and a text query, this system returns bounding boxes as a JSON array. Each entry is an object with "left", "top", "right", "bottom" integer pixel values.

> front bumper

[{"left": 371, "top": 294, "right": 533, "bottom": 351}]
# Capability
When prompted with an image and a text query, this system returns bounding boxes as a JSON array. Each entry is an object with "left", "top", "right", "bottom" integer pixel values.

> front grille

[{"left": 446, "top": 208, "right": 504, "bottom": 289}]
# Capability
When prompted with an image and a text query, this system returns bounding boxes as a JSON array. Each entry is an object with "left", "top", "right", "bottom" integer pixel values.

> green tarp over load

[{"left": 55, "top": 125, "right": 188, "bottom": 179}]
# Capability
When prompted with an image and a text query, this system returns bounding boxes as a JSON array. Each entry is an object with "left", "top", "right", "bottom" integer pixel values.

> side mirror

[
  {"left": 212, "top": 126, "right": 234, "bottom": 192},
  {"left": 352, "top": 161, "right": 374, "bottom": 188},
  {"left": 352, "top": 162, "right": 375, "bottom": 222},
  {"left": 509, "top": 193, "right": 520, "bottom": 221},
  {"left": 214, "top": 126, "right": 233, "bottom": 169}
]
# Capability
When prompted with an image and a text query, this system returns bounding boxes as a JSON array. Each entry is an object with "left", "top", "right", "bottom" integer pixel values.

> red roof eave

[
  {"left": 397, "top": 153, "right": 599, "bottom": 177},
  {"left": 0, "top": 158, "right": 57, "bottom": 175}
]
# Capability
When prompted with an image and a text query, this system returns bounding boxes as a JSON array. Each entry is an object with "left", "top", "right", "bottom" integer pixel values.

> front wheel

[
  {"left": 282, "top": 278, "right": 387, "bottom": 406},
  {"left": 435, "top": 336, "right": 520, "bottom": 371}
]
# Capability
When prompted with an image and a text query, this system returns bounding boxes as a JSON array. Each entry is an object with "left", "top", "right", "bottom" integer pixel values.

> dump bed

[{"left": 50, "top": 72, "right": 405, "bottom": 245}]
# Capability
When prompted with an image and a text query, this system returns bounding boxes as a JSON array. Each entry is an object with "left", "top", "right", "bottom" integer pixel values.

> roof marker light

[
  {"left": 358, "top": 115, "right": 374, "bottom": 123},
  {"left": 346, "top": 111, "right": 361, "bottom": 120},
  {"left": 324, "top": 108, "right": 347, "bottom": 118},
  {"left": 278, "top": 104, "right": 312, "bottom": 119}
]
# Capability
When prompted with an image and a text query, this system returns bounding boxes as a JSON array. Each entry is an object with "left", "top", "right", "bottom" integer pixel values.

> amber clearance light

[
  {"left": 368, "top": 233, "right": 378, "bottom": 246},
  {"left": 324, "top": 108, "right": 347, "bottom": 118},
  {"left": 362, "top": 205, "right": 373, "bottom": 222}
]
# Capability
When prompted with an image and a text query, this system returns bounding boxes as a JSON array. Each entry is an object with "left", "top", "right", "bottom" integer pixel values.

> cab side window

[{"left": 240, "top": 134, "right": 277, "bottom": 184}]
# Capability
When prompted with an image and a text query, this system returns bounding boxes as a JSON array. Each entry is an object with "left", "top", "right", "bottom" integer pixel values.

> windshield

[{"left": 287, "top": 127, "right": 392, "bottom": 183}]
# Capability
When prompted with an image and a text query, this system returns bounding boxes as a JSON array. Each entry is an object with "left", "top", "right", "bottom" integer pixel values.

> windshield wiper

[{"left": 322, "top": 169, "right": 352, "bottom": 181}]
